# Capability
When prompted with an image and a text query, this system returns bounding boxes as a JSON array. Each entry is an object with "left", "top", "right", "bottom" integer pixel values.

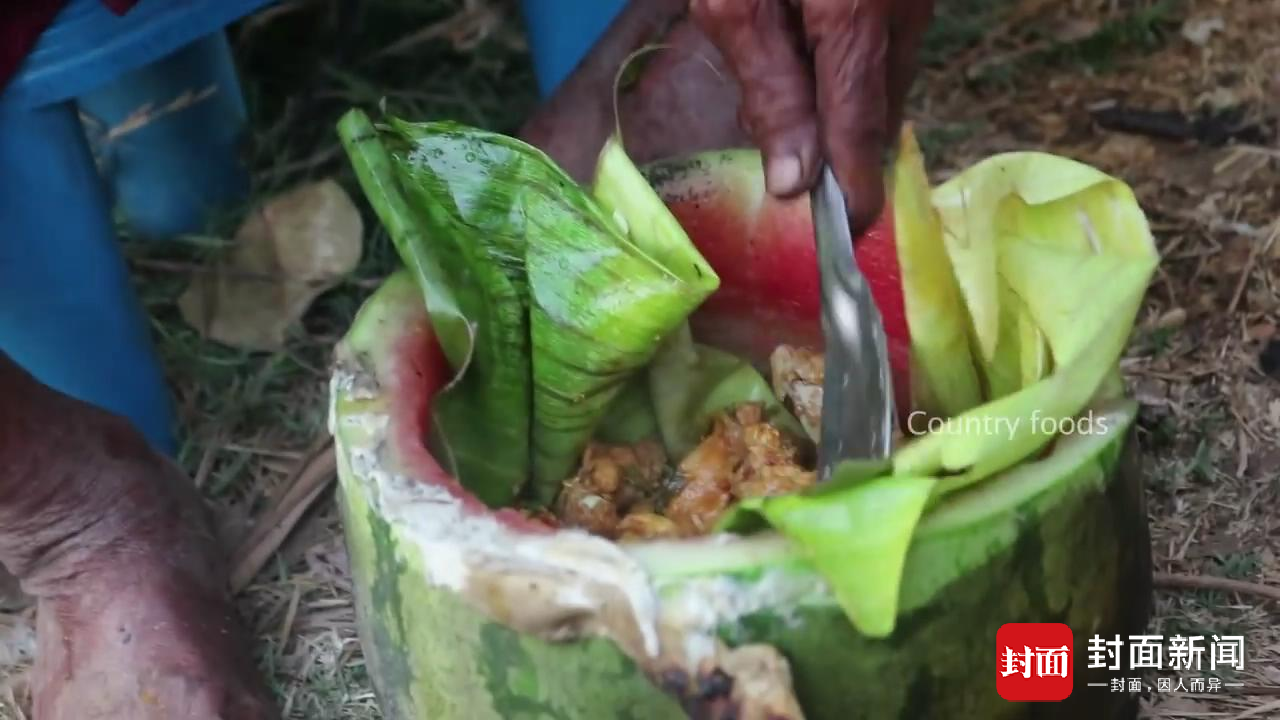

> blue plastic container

[
  {"left": 0, "top": 0, "right": 617, "bottom": 454},
  {"left": 0, "top": 0, "right": 275, "bottom": 453},
  {"left": 0, "top": 97, "right": 178, "bottom": 451},
  {"left": 518, "top": 0, "right": 628, "bottom": 96},
  {"left": 7, "top": 0, "right": 275, "bottom": 238},
  {"left": 77, "top": 31, "right": 252, "bottom": 241},
  {"left": 7, "top": 0, "right": 272, "bottom": 108}
]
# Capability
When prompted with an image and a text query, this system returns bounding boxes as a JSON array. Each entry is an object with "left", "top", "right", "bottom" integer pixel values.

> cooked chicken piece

[
  {"left": 728, "top": 402, "right": 763, "bottom": 429},
  {"left": 627, "top": 501, "right": 656, "bottom": 515},
  {"left": 616, "top": 512, "right": 680, "bottom": 541},
  {"left": 556, "top": 440, "right": 670, "bottom": 538},
  {"left": 556, "top": 482, "right": 621, "bottom": 538},
  {"left": 666, "top": 400, "right": 821, "bottom": 533},
  {"left": 558, "top": 393, "right": 821, "bottom": 540},
  {"left": 615, "top": 447, "right": 670, "bottom": 510},
  {"left": 736, "top": 466, "right": 816, "bottom": 499},
  {"left": 682, "top": 415, "right": 747, "bottom": 485},
  {"left": 733, "top": 409, "right": 815, "bottom": 499},
  {"left": 665, "top": 423, "right": 739, "bottom": 535},
  {"left": 770, "top": 345, "right": 825, "bottom": 440},
  {"left": 740, "top": 421, "right": 799, "bottom": 469},
  {"left": 664, "top": 478, "right": 732, "bottom": 536},
  {"left": 577, "top": 440, "right": 667, "bottom": 496}
]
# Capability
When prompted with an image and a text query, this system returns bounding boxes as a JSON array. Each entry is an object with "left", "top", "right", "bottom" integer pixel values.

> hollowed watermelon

[{"left": 329, "top": 126, "right": 1155, "bottom": 719}]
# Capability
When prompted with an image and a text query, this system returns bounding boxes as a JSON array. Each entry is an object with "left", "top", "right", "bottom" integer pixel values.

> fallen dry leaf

[
  {"left": 1093, "top": 133, "right": 1159, "bottom": 174},
  {"left": 180, "top": 179, "right": 363, "bottom": 351},
  {"left": 1150, "top": 307, "right": 1188, "bottom": 331},
  {"left": 1056, "top": 17, "right": 1101, "bottom": 44},
  {"left": 1249, "top": 323, "right": 1276, "bottom": 342},
  {"left": 1181, "top": 15, "right": 1225, "bottom": 46}
]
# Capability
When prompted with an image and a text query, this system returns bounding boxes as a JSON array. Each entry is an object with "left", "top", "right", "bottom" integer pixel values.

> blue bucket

[
  {"left": 6, "top": 0, "right": 277, "bottom": 239},
  {"left": 518, "top": 0, "right": 628, "bottom": 97},
  {"left": 0, "top": 0, "right": 276, "bottom": 453}
]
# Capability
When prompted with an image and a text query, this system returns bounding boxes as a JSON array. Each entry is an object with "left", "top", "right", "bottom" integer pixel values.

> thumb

[
  {"left": 802, "top": 0, "right": 891, "bottom": 234},
  {"left": 690, "top": 0, "right": 821, "bottom": 196}
]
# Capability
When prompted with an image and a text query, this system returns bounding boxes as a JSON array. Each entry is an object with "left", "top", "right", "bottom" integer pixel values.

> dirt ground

[
  {"left": 1, "top": 0, "right": 1278, "bottom": 718},
  {"left": 914, "top": 2, "right": 1280, "bottom": 717}
]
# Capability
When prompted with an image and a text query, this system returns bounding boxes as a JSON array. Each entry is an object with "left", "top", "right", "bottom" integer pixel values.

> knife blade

[{"left": 810, "top": 165, "right": 895, "bottom": 481}]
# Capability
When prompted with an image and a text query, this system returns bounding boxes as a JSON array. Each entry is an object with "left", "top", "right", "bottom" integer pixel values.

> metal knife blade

[{"left": 810, "top": 166, "right": 895, "bottom": 481}]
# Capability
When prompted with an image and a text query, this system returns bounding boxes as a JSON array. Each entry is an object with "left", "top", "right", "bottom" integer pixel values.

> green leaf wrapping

[
  {"left": 523, "top": 137, "right": 720, "bottom": 503},
  {"left": 337, "top": 112, "right": 531, "bottom": 508},
  {"left": 646, "top": 323, "right": 805, "bottom": 460},
  {"left": 718, "top": 470, "right": 938, "bottom": 638},
  {"left": 592, "top": 319, "right": 808, "bottom": 458},
  {"left": 339, "top": 111, "right": 718, "bottom": 506},
  {"left": 593, "top": 376, "right": 661, "bottom": 445},
  {"left": 894, "top": 151, "right": 1160, "bottom": 492},
  {"left": 715, "top": 147, "right": 1159, "bottom": 639}
]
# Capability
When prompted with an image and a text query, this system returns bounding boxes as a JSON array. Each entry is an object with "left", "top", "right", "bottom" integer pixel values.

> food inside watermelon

[
  {"left": 557, "top": 359, "right": 823, "bottom": 542},
  {"left": 332, "top": 108, "right": 1160, "bottom": 719}
]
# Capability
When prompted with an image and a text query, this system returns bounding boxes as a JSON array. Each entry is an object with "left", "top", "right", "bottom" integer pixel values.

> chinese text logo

[
  {"left": 1083, "top": 634, "right": 1247, "bottom": 694},
  {"left": 997, "top": 623, "right": 1074, "bottom": 702},
  {"left": 1086, "top": 634, "right": 1245, "bottom": 672}
]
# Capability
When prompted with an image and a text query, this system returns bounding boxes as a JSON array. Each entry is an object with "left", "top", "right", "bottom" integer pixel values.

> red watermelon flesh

[
  {"left": 645, "top": 151, "right": 913, "bottom": 424},
  {"left": 367, "top": 277, "right": 549, "bottom": 532}
]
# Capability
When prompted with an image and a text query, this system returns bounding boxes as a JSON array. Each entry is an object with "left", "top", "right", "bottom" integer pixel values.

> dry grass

[{"left": 1, "top": 0, "right": 1278, "bottom": 718}]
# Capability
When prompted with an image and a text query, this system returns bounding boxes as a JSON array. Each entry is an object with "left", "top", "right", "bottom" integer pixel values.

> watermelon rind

[{"left": 330, "top": 270, "right": 1150, "bottom": 720}]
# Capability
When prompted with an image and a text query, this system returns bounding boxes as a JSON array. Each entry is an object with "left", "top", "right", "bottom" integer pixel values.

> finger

[
  {"left": 690, "top": 0, "right": 821, "bottom": 196},
  {"left": 802, "top": 0, "right": 891, "bottom": 234},
  {"left": 885, "top": 0, "right": 934, "bottom": 141}
]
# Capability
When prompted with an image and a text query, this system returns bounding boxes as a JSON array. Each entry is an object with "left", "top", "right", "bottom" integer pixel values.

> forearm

[{"left": 518, "top": 0, "right": 689, "bottom": 179}]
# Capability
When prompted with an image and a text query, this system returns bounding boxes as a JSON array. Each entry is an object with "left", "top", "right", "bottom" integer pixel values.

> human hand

[{"left": 689, "top": 0, "right": 934, "bottom": 233}]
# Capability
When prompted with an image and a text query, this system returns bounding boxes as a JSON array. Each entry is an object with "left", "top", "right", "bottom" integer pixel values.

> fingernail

[{"left": 766, "top": 154, "right": 803, "bottom": 196}]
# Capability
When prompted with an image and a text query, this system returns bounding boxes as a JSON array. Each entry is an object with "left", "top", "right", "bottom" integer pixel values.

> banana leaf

[
  {"left": 337, "top": 111, "right": 531, "bottom": 507},
  {"left": 717, "top": 468, "right": 937, "bottom": 638},
  {"left": 592, "top": 320, "right": 807, "bottom": 458},
  {"left": 714, "top": 148, "right": 1157, "bottom": 640},
  {"left": 890, "top": 126, "right": 984, "bottom": 419},
  {"left": 894, "top": 151, "right": 1159, "bottom": 491},
  {"left": 594, "top": 375, "right": 660, "bottom": 445},
  {"left": 646, "top": 323, "right": 805, "bottom": 460},
  {"left": 980, "top": 281, "right": 1044, "bottom": 400},
  {"left": 339, "top": 112, "right": 718, "bottom": 506},
  {"left": 524, "top": 136, "right": 720, "bottom": 503}
]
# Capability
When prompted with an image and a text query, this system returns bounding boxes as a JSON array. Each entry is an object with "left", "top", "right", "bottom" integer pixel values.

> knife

[{"left": 810, "top": 165, "right": 896, "bottom": 482}]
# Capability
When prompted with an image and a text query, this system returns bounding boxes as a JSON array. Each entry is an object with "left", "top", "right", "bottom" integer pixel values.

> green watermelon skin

[
  {"left": 715, "top": 434, "right": 1150, "bottom": 720},
  {"left": 337, "top": 459, "right": 688, "bottom": 720},
  {"left": 335, "top": 410, "right": 1148, "bottom": 720},
  {"left": 330, "top": 271, "right": 1151, "bottom": 720}
]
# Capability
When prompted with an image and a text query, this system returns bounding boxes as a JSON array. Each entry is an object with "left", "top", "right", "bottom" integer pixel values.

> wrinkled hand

[{"left": 689, "top": 0, "right": 934, "bottom": 233}]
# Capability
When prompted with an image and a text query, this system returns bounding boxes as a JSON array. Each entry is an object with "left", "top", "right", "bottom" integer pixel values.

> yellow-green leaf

[
  {"left": 896, "top": 151, "right": 1157, "bottom": 492},
  {"left": 891, "top": 126, "right": 983, "bottom": 418}
]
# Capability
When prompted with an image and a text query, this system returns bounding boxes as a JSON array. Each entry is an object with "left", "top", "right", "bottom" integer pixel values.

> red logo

[{"left": 997, "top": 623, "right": 1074, "bottom": 702}]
